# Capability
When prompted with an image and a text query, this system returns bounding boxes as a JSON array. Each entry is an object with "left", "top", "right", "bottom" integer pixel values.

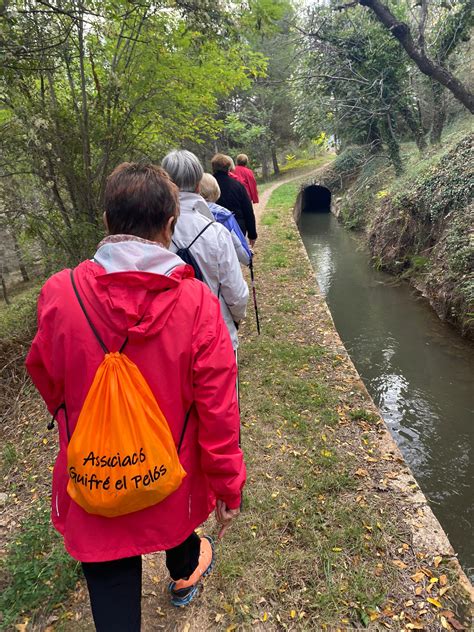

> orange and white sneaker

[{"left": 169, "top": 536, "right": 215, "bottom": 607}]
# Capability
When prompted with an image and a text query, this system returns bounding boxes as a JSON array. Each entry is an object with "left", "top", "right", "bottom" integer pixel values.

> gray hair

[
  {"left": 200, "top": 173, "right": 221, "bottom": 203},
  {"left": 161, "top": 150, "right": 204, "bottom": 192}
]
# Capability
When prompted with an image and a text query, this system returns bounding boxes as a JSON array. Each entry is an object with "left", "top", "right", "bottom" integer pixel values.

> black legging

[{"left": 82, "top": 532, "right": 200, "bottom": 632}]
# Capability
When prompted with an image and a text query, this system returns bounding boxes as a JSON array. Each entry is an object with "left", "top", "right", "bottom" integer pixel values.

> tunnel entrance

[{"left": 302, "top": 185, "right": 331, "bottom": 213}]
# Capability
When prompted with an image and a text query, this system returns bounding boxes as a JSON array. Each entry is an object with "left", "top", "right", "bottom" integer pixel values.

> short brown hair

[
  {"left": 105, "top": 163, "right": 179, "bottom": 239},
  {"left": 236, "top": 154, "right": 248, "bottom": 166},
  {"left": 211, "top": 153, "right": 233, "bottom": 174}
]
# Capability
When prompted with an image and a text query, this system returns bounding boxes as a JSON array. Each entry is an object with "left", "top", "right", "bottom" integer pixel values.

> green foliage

[
  {"left": 333, "top": 147, "right": 368, "bottom": 176},
  {"left": 0, "top": 502, "right": 81, "bottom": 628},
  {"left": 0, "top": 282, "right": 41, "bottom": 340},
  {"left": 0, "top": 1, "right": 264, "bottom": 266}
]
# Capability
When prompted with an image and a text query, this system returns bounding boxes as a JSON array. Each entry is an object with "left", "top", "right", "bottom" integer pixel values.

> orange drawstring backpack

[{"left": 66, "top": 270, "right": 187, "bottom": 518}]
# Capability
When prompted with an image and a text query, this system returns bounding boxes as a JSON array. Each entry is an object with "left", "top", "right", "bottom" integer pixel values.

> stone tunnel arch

[
  {"left": 293, "top": 183, "right": 333, "bottom": 223},
  {"left": 302, "top": 185, "right": 331, "bottom": 213}
]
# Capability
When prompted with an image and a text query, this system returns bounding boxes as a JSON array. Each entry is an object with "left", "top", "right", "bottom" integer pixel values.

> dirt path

[
  {"left": 253, "top": 166, "right": 326, "bottom": 225},
  {"left": 47, "top": 164, "right": 334, "bottom": 632}
]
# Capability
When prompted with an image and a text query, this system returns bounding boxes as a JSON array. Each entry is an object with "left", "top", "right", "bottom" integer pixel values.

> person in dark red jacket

[
  {"left": 233, "top": 154, "right": 259, "bottom": 204},
  {"left": 26, "top": 163, "right": 245, "bottom": 629},
  {"left": 212, "top": 153, "right": 257, "bottom": 247}
]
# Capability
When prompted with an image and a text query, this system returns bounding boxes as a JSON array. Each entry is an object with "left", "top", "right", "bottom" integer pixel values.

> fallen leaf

[
  {"left": 446, "top": 617, "right": 464, "bottom": 631},
  {"left": 355, "top": 468, "right": 368, "bottom": 477},
  {"left": 411, "top": 571, "right": 425, "bottom": 583},
  {"left": 427, "top": 597, "right": 442, "bottom": 608},
  {"left": 392, "top": 559, "right": 408, "bottom": 569},
  {"left": 439, "top": 574, "right": 448, "bottom": 586},
  {"left": 290, "top": 610, "right": 296, "bottom": 619},
  {"left": 434, "top": 556, "right": 443, "bottom": 568},
  {"left": 439, "top": 586, "right": 450, "bottom": 597}
]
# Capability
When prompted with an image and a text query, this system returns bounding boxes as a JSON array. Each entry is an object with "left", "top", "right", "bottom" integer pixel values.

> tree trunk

[
  {"left": 12, "top": 234, "right": 29, "bottom": 282},
  {"left": 1, "top": 273, "right": 10, "bottom": 305},
  {"left": 261, "top": 155, "right": 270, "bottom": 181},
  {"left": 358, "top": 0, "right": 474, "bottom": 113},
  {"left": 271, "top": 147, "right": 280, "bottom": 175},
  {"left": 399, "top": 104, "right": 427, "bottom": 151},
  {"left": 430, "top": 82, "right": 446, "bottom": 145},
  {"left": 383, "top": 113, "right": 403, "bottom": 176}
]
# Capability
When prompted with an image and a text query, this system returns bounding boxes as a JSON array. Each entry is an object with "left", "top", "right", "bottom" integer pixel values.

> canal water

[{"left": 299, "top": 211, "right": 474, "bottom": 581}]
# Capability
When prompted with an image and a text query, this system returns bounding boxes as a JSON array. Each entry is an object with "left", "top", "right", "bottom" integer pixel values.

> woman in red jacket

[
  {"left": 26, "top": 163, "right": 245, "bottom": 630},
  {"left": 233, "top": 154, "right": 259, "bottom": 204}
]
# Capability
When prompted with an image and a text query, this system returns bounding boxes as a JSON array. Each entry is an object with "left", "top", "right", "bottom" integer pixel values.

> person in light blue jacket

[{"left": 200, "top": 173, "right": 252, "bottom": 267}]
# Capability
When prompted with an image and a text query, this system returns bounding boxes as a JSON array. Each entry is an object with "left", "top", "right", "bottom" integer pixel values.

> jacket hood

[{"left": 73, "top": 240, "right": 194, "bottom": 341}]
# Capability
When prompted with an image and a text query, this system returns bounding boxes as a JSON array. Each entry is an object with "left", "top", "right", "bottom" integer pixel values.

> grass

[
  {"left": 201, "top": 180, "right": 471, "bottom": 630},
  {"left": 257, "top": 155, "right": 335, "bottom": 192},
  {"left": 0, "top": 281, "right": 41, "bottom": 340},
  {"left": 0, "top": 502, "right": 81, "bottom": 630},
  {"left": 205, "top": 182, "right": 412, "bottom": 629}
]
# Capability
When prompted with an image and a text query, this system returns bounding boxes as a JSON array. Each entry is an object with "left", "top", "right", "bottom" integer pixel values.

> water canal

[{"left": 298, "top": 209, "right": 474, "bottom": 582}]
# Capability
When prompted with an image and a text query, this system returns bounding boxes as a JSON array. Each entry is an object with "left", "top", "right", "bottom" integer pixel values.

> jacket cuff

[{"left": 219, "top": 492, "right": 242, "bottom": 510}]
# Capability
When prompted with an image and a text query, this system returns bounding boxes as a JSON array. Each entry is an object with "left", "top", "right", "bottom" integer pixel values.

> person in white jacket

[{"left": 162, "top": 150, "right": 249, "bottom": 350}]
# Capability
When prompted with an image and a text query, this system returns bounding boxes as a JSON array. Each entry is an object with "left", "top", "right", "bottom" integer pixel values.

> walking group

[{"left": 26, "top": 151, "right": 261, "bottom": 630}]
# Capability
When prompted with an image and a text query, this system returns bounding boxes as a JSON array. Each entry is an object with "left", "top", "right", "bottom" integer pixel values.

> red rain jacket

[
  {"left": 232, "top": 165, "right": 259, "bottom": 203},
  {"left": 26, "top": 259, "right": 245, "bottom": 562}
]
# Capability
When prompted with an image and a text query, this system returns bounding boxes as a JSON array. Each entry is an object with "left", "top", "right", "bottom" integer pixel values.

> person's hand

[
  {"left": 249, "top": 239, "right": 256, "bottom": 248},
  {"left": 215, "top": 499, "right": 240, "bottom": 539}
]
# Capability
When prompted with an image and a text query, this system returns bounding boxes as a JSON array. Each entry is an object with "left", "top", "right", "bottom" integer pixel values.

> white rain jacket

[{"left": 171, "top": 192, "right": 249, "bottom": 349}]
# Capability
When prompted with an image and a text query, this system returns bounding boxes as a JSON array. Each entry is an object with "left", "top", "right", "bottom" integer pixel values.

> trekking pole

[{"left": 249, "top": 257, "right": 261, "bottom": 335}]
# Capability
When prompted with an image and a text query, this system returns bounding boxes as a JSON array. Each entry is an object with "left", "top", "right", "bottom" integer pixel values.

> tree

[
  {"left": 294, "top": 2, "right": 424, "bottom": 173},
  {"left": 340, "top": 0, "right": 474, "bottom": 113},
  {"left": 0, "top": 0, "right": 263, "bottom": 266},
  {"left": 215, "top": 0, "right": 297, "bottom": 178}
]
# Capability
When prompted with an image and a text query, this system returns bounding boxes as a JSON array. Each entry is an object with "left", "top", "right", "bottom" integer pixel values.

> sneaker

[{"left": 169, "top": 536, "right": 215, "bottom": 607}]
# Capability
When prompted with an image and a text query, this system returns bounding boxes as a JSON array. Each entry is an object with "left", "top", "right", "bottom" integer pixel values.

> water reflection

[{"left": 299, "top": 212, "right": 474, "bottom": 581}]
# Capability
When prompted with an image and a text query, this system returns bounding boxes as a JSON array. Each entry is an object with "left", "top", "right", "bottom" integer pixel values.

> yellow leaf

[
  {"left": 434, "top": 556, "right": 442, "bottom": 568},
  {"left": 429, "top": 577, "right": 438, "bottom": 583},
  {"left": 223, "top": 603, "right": 234, "bottom": 615},
  {"left": 427, "top": 597, "right": 442, "bottom": 608},
  {"left": 332, "top": 547, "right": 342, "bottom": 552},
  {"left": 440, "top": 616, "right": 449, "bottom": 629},
  {"left": 320, "top": 449, "right": 332, "bottom": 457},
  {"left": 290, "top": 610, "right": 296, "bottom": 619},
  {"left": 262, "top": 611, "right": 268, "bottom": 622},
  {"left": 226, "top": 626, "right": 237, "bottom": 632}
]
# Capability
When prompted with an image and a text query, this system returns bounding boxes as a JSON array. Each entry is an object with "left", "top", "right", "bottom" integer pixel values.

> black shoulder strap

[
  {"left": 70, "top": 269, "right": 148, "bottom": 354},
  {"left": 172, "top": 221, "right": 214, "bottom": 251},
  {"left": 177, "top": 408, "right": 191, "bottom": 454},
  {"left": 70, "top": 270, "right": 109, "bottom": 354}
]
